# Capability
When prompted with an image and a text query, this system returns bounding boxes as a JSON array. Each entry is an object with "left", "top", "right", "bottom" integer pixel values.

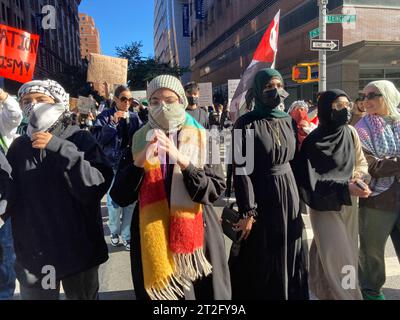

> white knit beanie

[{"left": 147, "top": 75, "right": 188, "bottom": 107}]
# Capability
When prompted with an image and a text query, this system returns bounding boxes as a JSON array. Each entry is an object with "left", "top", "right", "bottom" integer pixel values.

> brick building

[
  {"left": 189, "top": 0, "right": 400, "bottom": 104},
  {"left": 0, "top": 0, "right": 82, "bottom": 91},
  {"left": 79, "top": 13, "right": 100, "bottom": 60}
]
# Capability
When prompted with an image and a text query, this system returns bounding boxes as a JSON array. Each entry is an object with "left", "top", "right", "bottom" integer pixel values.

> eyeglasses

[
  {"left": 332, "top": 102, "right": 352, "bottom": 110},
  {"left": 119, "top": 97, "right": 134, "bottom": 103},
  {"left": 363, "top": 93, "right": 383, "bottom": 101},
  {"left": 149, "top": 98, "right": 180, "bottom": 106}
]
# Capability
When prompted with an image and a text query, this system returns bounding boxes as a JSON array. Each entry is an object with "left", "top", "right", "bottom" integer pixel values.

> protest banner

[
  {"left": 78, "top": 96, "right": 96, "bottom": 114},
  {"left": 0, "top": 24, "right": 40, "bottom": 83},
  {"left": 198, "top": 82, "right": 213, "bottom": 107},
  {"left": 87, "top": 53, "right": 128, "bottom": 86}
]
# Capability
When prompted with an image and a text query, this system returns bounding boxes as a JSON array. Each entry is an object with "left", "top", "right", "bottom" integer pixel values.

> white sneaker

[
  {"left": 110, "top": 234, "right": 120, "bottom": 247},
  {"left": 123, "top": 240, "right": 131, "bottom": 251}
]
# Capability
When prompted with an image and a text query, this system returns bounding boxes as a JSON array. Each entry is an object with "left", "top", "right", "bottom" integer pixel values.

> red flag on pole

[{"left": 230, "top": 10, "right": 280, "bottom": 122}]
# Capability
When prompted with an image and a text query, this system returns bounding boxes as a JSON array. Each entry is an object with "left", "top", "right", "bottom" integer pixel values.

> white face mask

[
  {"left": 148, "top": 101, "right": 186, "bottom": 132},
  {"left": 27, "top": 103, "right": 66, "bottom": 138}
]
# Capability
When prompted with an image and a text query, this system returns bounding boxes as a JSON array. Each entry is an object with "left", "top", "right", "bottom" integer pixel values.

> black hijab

[{"left": 297, "top": 89, "right": 355, "bottom": 211}]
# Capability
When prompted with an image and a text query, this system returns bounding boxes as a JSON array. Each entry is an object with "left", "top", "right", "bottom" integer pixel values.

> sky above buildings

[{"left": 79, "top": 0, "right": 154, "bottom": 58}]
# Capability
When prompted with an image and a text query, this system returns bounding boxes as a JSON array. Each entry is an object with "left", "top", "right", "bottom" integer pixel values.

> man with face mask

[
  {"left": 184, "top": 82, "right": 209, "bottom": 129},
  {"left": 7, "top": 79, "right": 113, "bottom": 300},
  {"left": 0, "top": 88, "right": 22, "bottom": 300}
]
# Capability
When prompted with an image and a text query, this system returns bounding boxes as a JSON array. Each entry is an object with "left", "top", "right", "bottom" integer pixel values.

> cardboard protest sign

[
  {"left": 87, "top": 53, "right": 128, "bottom": 86},
  {"left": 69, "top": 97, "right": 79, "bottom": 111},
  {"left": 78, "top": 96, "right": 96, "bottom": 114},
  {"left": 0, "top": 24, "right": 40, "bottom": 83},
  {"left": 198, "top": 82, "right": 213, "bottom": 107}
]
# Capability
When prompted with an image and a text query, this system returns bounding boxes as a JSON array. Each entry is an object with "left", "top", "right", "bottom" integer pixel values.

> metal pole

[{"left": 319, "top": 0, "right": 328, "bottom": 92}]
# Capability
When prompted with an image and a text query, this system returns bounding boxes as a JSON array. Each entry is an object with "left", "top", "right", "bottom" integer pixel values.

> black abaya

[{"left": 229, "top": 111, "right": 309, "bottom": 300}]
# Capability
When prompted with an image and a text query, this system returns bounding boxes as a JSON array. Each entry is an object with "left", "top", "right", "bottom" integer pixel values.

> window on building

[
  {"left": 217, "top": 0, "right": 223, "bottom": 15},
  {"left": 360, "top": 69, "right": 384, "bottom": 79},
  {"left": 359, "top": 68, "right": 400, "bottom": 91},
  {"left": 209, "top": 6, "right": 215, "bottom": 24},
  {"left": 1, "top": 4, "right": 6, "bottom": 22}
]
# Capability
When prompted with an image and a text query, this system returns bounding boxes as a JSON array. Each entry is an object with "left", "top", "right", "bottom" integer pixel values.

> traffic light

[
  {"left": 292, "top": 63, "right": 319, "bottom": 83},
  {"left": 292, "top": 65, "right": 309, "bottom": 81}
]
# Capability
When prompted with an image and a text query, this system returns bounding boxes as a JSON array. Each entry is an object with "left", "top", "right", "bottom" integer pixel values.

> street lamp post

[{"left": 318, "top": 0, "right": 328, "bottom": 92}]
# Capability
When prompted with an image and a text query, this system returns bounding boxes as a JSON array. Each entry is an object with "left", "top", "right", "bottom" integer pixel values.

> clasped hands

[{"left": 135, "top": 129, "right": 189, "bottom": 170}]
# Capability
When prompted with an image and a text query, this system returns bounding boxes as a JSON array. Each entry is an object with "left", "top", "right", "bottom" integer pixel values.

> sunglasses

[
  {"left": 119, "top": 97, "right": 134, "bottom": 103},
  {"left": 362, "top": 93, "right": 383, "bottom": 101}
]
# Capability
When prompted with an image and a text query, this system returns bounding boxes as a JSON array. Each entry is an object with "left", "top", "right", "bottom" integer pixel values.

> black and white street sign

[{"left": 310, "top": 39, "right": 340, "bottom": 51}]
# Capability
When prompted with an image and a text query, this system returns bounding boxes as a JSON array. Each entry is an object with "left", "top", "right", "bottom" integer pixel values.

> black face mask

[
  {"left": 187, "top": 97, "right": 199, "bottom": 106},
  {"left": 262, "top": 88, "right": 289, "bottom": 108},
  {"left": 331, "top": 108, "right": 351, "bottom": 126}
]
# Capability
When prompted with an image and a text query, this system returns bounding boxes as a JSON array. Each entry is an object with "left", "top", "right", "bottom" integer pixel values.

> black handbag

[{"left": 221, "top": 202, "right": 241, "bottom": 242}]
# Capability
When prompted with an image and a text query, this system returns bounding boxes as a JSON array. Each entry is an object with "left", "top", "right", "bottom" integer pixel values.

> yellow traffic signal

[{"left": 292, "top": 63, "right": 319, "bottom": 83}]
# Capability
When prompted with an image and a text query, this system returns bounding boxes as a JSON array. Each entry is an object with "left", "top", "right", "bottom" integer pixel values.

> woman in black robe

[
  {"left": 110, "top": 75, "right": 231, "bottom": 300},
  {"left": 296, "top": 90, "right": 370, "bottom": 300},
  {"left": 229, "top": 68, "right": 309, "bottom": 300}
]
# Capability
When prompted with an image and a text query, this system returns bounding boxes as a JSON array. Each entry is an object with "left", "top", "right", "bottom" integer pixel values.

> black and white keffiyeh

[{"left": 18, "top": 79, "right": 69, "bottom": 110}]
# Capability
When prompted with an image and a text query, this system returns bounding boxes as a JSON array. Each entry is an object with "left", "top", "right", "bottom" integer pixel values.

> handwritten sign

[
  {"left": 69, "top": 97, "right": 79, "bottom": 111},
  {"left": 228, "top": 79, "right": 240, "bottom": 101},
  {"left": 87, "top": 53, "right": 128, "bottom": 86},
  {"left": 198, "top": 82, "right": 213, "bottom": 107},
  {"left": 78, "top": 96, "right": 96, "bottom": 114},
  {"left": 131, "top": 90, "right": 147, "bottom": 101},
  {"left": 0, "top": 24, "right": 39, "bottom": 83}
]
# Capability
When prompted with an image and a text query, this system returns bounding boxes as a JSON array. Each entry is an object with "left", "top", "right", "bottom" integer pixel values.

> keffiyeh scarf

[
  {"left": 18, "top": 79, "right": 69, "bottom": 109},
  {"left": 356, "top": 115, "right": 400, "bottom": 196}
]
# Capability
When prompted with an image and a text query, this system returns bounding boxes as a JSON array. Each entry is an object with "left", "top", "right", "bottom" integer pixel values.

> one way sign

[{"left": 310, "top": 39, "right": 340, "bottom": 51}]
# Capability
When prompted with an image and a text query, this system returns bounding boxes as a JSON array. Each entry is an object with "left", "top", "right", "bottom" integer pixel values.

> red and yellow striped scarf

[{"left": 132, "top": 114, "right": 211, "bottom": 300}]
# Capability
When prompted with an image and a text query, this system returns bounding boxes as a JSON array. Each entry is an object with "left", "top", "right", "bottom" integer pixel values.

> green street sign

[
  {"left": 327, "top": 14, "right": 356, "bottom": 24},
  {"left": 309, "top": 15, "right": 356, "bottom": 38},
  {"left": 309, "top": 28, "right": 320, "bottom": 39}
]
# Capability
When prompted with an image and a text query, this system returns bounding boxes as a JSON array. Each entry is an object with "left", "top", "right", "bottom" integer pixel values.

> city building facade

[
  {"left": 154, "top": 0, "right": 191, "bottom": 83},
  {"left": 0, "top": 0, "right": 81, "bottom": 91},
  {"left": 189, "top": 0, "right": 400, "bottom": 104},
  {"left": 79, "top": 13, "right": 100, "bottom": 60}
]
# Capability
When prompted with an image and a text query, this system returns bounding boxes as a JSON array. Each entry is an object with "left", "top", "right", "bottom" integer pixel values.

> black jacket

[
  {"left": 6, "top": 125, "right": 113, "bottom": 279},
  {"left": 0, "top": 151, "right": 11, "bottom": 225}
]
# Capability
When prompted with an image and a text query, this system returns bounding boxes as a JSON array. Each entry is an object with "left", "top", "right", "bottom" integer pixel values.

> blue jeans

[
  {"left": 107, "top": 192, "right": 135, "bottom": 242},
  {"left": 0, "top": 219, "right": 16, "bottom": 300}
]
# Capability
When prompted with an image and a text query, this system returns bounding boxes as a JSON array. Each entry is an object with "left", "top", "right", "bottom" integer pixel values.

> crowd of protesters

[{"left": 0, "top": 68, "right": 399, "bottom": 301}]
